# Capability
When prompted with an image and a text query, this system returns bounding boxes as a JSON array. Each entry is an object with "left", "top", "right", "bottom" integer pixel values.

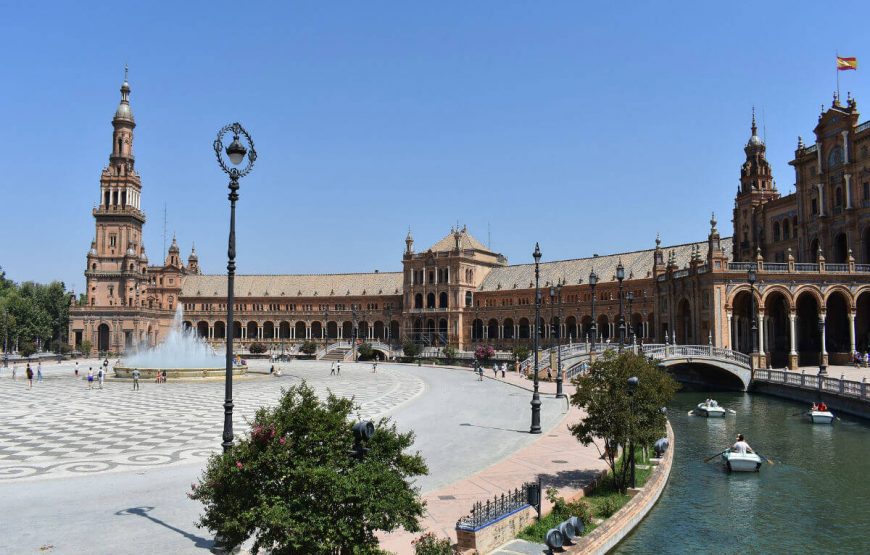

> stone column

[
  {"left": 726, "top": 311, "right": 733, "bottom": 350},
  {"left": 845, "top": 173, "right": 853, "bottom": 209},
  {"left": 842, "top": 130, "right": 850, "bottom": 163},
  {"left": 258, "top": 325, "right": 263, "bottom": 340},
  {"left": 849, "top": 310, "right": 856, "bottom": 353},
  {"left": 820, "top": 312, "right": 828, "bottom": 365},
  {"left": 788, "top": 311, "right": 798, "bottom": 369},
  {"left": 817, "top": 183, "right": 825, "bottom": 215},
  {"left": 757, "top": 309, "right": 765, "bottom": 354}
]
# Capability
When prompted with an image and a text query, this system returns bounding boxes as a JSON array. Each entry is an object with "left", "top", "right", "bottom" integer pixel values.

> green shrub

[
  {"left": 412, "top": 532, "right": 456, "bottom": 554},
  {"left": 512, "top": 345, "right": 530, "bottom": 362},
  {"left": 357, "top": 342, "right": 374, "bottom": 360},
  {"left": 402, "top": 340, "right": 420, "bottom": 358},
  {"left": 597, "top": 496, "right": 621, "bottom": 518},
  {"left": 248, "top": 342, "right": 267, "bottom": 354},
  {"left": 300, "top": 340, "right": 318, "bottom": 355},
  {"left": 19, "top": 341, "right": 37, "bottom": 358},
  {"left": 442, "top": 344, "right": 458, "bottom": 362},
  {"left": 80, "top": 340, "right": 93, "bottom": 356}
]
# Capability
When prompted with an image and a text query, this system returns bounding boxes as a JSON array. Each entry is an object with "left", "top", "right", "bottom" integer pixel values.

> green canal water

[{"left": 613, "top": 391, "right": 870, "bottom": 554}]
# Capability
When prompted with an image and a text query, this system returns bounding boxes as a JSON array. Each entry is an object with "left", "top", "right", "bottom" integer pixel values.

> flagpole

[{"left": 837, "top": 53, "right": 841, "bottom": 101}]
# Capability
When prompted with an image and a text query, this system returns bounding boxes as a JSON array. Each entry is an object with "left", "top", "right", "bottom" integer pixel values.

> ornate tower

[
  {"left": 732, "top": 109, "right": 779, "bottom": 261},
  {"left": 85, "top": 68, "right": 148, "bottom": 310}
]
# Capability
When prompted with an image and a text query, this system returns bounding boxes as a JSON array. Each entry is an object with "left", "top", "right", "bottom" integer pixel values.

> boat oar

[
  {"left": 703, "top": 449, "right": 728, "bottom": 463},
  {"left": 790, "top": 411, "right": 807, "bottom": 417},
  {"left": 756, "top": 453, "right": 775, "bottom": 465},
  {"left": 687, "top": 410, "right": 695, "bottom": 416},
  {"left": 727, "top": 409, "right": 737, "bottom": 414}
]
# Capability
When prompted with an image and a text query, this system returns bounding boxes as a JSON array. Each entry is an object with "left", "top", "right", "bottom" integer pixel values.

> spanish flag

[{"left": 837, "top": 56, "right": 858, "bottom": 71}]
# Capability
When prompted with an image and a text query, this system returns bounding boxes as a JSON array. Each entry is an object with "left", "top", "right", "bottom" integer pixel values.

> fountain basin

[{"left": 114, "top": 365, "right": 247, "bottom": 380}]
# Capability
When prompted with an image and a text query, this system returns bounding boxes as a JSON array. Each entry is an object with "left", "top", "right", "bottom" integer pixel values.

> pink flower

[
  {"left": 279, "top": 437, "right": 286, "bottom": 445},
  {"left": 236, "top": 461, "right": 243, "bottom": 469}
]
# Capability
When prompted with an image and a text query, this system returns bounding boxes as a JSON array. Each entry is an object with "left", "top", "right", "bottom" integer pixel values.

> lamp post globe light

[
  {"left": 627, "top": 376, "right": 639, "bottom": 489},
  {"left": 747, "top": 265, "right": 757, "bottom": 365},
  {"left": 214, "top": 122, "right": 257, "bottom": 453},
  {"left": 530, "top": 243, "right": 543, "bottom": 434},
  {"left": 556, "top": 280, "right": 564, "bottom": 399},
  {"left": 589, "top": 269, "right": 598, "bottom": 351},
  {"left": 616, "top": 260, "right": 625, "bottom": 352}
]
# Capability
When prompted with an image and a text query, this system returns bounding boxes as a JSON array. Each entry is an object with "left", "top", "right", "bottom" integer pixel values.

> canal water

[{"left": 614, "top": 391, "right": 870, "bottom": 554}]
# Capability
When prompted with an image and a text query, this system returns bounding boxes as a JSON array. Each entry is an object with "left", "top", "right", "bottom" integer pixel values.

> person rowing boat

[{"left": 731, "top": 433, "right": 753, "bottom": 454}]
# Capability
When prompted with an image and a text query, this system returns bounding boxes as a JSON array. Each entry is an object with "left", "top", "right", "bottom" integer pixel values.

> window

[
  {"left": 109, "top": 234, "right": 117, "bottom": 247},
  {"left": 835, "top": 187, "right": 843, "bottom": 208},
  {"left": 864, "top": 182, "right": 869, "bottom": 200},
  {"left": 773, "top": 222, "right": 780, "bottom": 242},
  {"left": 811, "top": 198, "right": 818, "bottom": 215},
  {"left": 828, "top": 146, "right": 844, "bottom": 168}
]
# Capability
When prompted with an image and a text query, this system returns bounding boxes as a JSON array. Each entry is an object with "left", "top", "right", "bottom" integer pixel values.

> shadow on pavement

[
  {"left": 459, "top": 422, "right": 528, "bottom": 434},
  {"left": 116, "top": 506, "right": 214, "bottom": 549},
  {"left": 537, "top": 468, "right": 603, "bottom": 490}
]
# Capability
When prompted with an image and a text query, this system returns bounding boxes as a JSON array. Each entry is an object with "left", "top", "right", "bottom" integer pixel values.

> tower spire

[{"left": 751, "top": 106, "right": 757, "bottom": 136}]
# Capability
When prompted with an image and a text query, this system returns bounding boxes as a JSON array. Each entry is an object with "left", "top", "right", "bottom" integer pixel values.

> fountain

[{"left": 114, "top": 306, "right": 247, "bottom": 379}]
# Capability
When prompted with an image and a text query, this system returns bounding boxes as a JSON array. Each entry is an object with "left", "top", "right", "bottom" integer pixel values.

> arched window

[
  {"left": 465, "top": 291, "right": 473, "bottom": 307},
  {"left": 439, "top": 292, "right": 448, "bottom": 308},
  {"left": 426, "top": 293, "right": 436, "bottom": 308},
  {"left": 782, "top": 219, "right": 790, "bottom": 240},
  {"left": 835, "top": 187, "right": 843, "bottom": 208},
  {"left": 773, "top": 221, "right": 780, "bottom": 242},
  {"left": 414, "top": 294, "right": 423, "bottom": 309}
]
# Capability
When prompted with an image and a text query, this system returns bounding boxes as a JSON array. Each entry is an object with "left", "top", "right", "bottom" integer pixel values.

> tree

[
  {"left": 511, "top": 345, "right": 529, "bottom": 363},
  {"left": 474, "top": 344, "right": 494, "bottom": 363},
  {"left": 19, "top": 341, "right": 37, "bottom": 358},
  {"left": 248, "top": 342, "right": 267, "bottom": 354},
  {"left": 189, "top": 382, "right": 428, "bottom": 554},
  {"left": 568, "top": 351, "right": 678, "bottom": 493},
  {"left": 80, "top": 340, "right": 93, "bottom": 356},
  {"left": 357, "top": 342, "right": 374, "bottom": 361},
  {"left": 402, "top": 340, "right": 420, "bottom": 359},
  {"left": 441, "top": 344, "right": 457, "bottom": 363},
  {"left": 299, "top": 340, "right": 318, "bottom": 355}
]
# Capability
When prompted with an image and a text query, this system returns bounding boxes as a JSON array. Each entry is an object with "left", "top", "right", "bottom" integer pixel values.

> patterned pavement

[{"left": 0, "top": 361, "right": 424, "bottom": 481}]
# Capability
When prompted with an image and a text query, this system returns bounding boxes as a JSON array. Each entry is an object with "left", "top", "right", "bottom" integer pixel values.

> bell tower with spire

[{"left": 732, "top": 108, "right": 779, "bottom": 262}]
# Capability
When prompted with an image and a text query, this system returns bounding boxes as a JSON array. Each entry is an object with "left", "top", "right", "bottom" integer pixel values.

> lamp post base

[{"left": 530, "top": 392, "right": 542, "bottom": 434}]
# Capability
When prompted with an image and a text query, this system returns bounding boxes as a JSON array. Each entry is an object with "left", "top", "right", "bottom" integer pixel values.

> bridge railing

[
  {"left": 753, "top": 369, "right": 870, "bottom": 401},
  {"left": 642, "top": 344, "right": 750, "bottom": 367}
]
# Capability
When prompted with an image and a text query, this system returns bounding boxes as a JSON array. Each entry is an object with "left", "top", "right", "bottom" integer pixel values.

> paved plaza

[{"left": 0, "top": 360, "right": 578, "bottom": 554}]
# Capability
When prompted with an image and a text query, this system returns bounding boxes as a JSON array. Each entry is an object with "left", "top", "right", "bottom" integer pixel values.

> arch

[
  {"left": 342, "top": 321, "right": 353, "bottom": 340},
  {"left": 327, "top": 321, "right": 338, "bottom": 340},
  {"left": 233, "top": 321, "right": 242, "bottom": 339},
  {"left": 196, "top": 321, "right": 209, "bottom": 338},
  {"left": 647, "top": 312, "right": 655, "bottom": 340},
  {"left": 783, "top": 219, "right": 791, "bottom": 240},
  {"left": 414, "top": 294, "right": 423, "bottom": 309},
  {"left": 438, "top": 318, "right": 448, "bottom": 341},
  {"left": 98, "top": 323, "right": 111, "bottom": 352},
  {"left": 833, "top": 233, "right": 848, "bottom": 263},
  {"left": 263, "top": 321, "right": 275, "bottom": 339},
  {"left": 183, "top": 320, "right": 193, "bottom": 331},
  {"left": 246, "top": 321, "right": 258, "bottom": 340},
  {"left": 730, "top": 290, "right": 754, "bottom": 354},
  {"left": 294, "top": 321, "right": 306, "bottom": 340},
  {"left": 810, "top": 237, "right": 820, "bottom": 260},
  {"left": 426, "top": 293, "right": 436, "bottom": 308},
  {"left": 503, "top": 318, "right": 515, "bottom": 339},
  {"left": 214, "top": 321, "right": 226, "bottom": 339},
  {"left": 373, "top": 320, "right": 385, "bottom": 340},
  {"left": 311, "top": 321, "right": 323, "bottom": 339},
  {"left": 676, "top": 298, "right": 692, "bottom": 344},
  {"left": 487, "top": 318, "right": 499, "bottom": 340},
  {"left": 565, "top": 316, "right": 577, "bottom": 340},
  {"left": 472, "top": 319, "right": 484, "bottom": 341},
  {"left": 425, "top": 319, "right": 436, "bottom": 342},
  {"left": 597, "top": 314, "right": 610, "bottom": 340},
  {"left": 795, "top": 291, "right": 821, "bottom": 365},
  {"left": 439, "top": 292, "right": 448, "bottom": 308},
  {"left": 518, "top": 318, "right": 531, "bottom": 339},
  {"left": 389, "top": 320, "right": 400, "bottom": 343},
  {"left": 465, "top": 291, "right": 473, "bottom": 307},
  {"left": 412, "top": 318, "right": 422, "bottom": 342},
  {"left": 835, "top": 186, "right": 844, "bottom": 208},
  {"left": 856, "top": 290, "right": 870, "bottom": 353},
  {"left": 760, "top": 285, "right": 794, "bottom": 308},
  {"left": 763, "top": 290, "right": 790, "bottom": 368},
  {"left": 825, "top": 290, "right": 851, "bottom": 360},
  {"left": 630, "top": 313, "right": 643, "bottom": 341},
  {"left": 358, "top": 321, "right": 369, "bottom": 339},
  {"left": 864, "top": 227, "right": 870, "bottom": 264},
  {"left": 278, "top": 321, "right": 291, "bottom": 339},
  {"left": 773, "top": 221, "right": 781, "bottom": 242}
]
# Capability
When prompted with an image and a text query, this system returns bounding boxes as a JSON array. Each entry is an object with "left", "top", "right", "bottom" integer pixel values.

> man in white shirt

[{"left": 731, "top": 434, "right": 753, "bottom": 454}]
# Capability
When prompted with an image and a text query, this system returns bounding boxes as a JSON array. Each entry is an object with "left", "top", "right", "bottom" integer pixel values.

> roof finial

[
  {"left": 710, "top": 212, "right": 717, "bottom": 233},
  {"left": 124, "top": 64, "right": 128, "bottom": 82},
  {"left": 751, "top": 106, "right": 757, "bottom": 135},
  {"left": 655, "top": 232, "right": 661, "bottom": 248}
]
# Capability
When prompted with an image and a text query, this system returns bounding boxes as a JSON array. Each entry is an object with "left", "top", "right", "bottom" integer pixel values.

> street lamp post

[
  {"left": 627, "top": 376, "right": 639, "bottom": 489},
  {"left": 617, "top": 260, "right": 625, "bottom": 352},
  {"left": 214, "top": 122, "right": 257, "bottom": 453},
  {"left": 556, "top": 280, "right": 564, "bottom": 398},
  {"left": 818, "top": 316, "right": 827, "bottom": 375},
  {"left": 530, "top": 243, "right": 543, "bottom": 434},
  {"left": 323, "top": 307, "right": 329, "bottom": 342},
  {"left": 626, "top": 291, "right": 634, "bottom": 345},
  {"left": 386, "top": 307, "right": 392, "bottom": 347},
  {"left": 352, "top": 306, "right": 359, "bottom": 362},
  {"left": 589, "top": 270, "right": 598, "bottom": 351},
  {"left": 747, "top": 265, "right": 758, "bottom": 367},
  {"left": 549, "top": 284, "right": 556, "bottom": 368}
]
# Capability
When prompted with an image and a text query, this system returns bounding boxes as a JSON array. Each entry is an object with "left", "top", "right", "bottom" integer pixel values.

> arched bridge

[{"left": 522, "top": 343, "right": 753, "bottom": 391}]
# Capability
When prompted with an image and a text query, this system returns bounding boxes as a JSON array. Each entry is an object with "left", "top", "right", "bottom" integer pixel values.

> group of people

[
  {"left": 851, "top": 351, "right": 870, "bottom": 367},
  {"left": 811, "top": 401, "right": 829, "bottom": 412},
  {"left": 4, "top": 362, "right": 44, "bottom": 388},
  {"left": 473, "top": 361, "right": 509, "bottom": 381}
]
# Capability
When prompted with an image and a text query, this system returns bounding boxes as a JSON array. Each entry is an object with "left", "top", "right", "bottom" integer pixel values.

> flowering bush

[
  {"left": 412, "top": 532, "right": 457, "bottom": 554},
  {"left": 474, "top": 344, "right": 495, "bottom": 362},
  {"left": 188, "top": 381, "right": 428, "bottom": 554}
]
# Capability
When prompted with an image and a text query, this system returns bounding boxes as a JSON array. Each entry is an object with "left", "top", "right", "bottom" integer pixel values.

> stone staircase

[{"left": 321, "top": 347, "right": 351, "bottom": 361}]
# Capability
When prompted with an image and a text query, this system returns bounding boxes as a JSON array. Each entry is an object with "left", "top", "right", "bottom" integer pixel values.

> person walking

[
  {"left": 11, "top": 364, "right": 17, "bottom": 380},
  {"left": 336, "top": 362, "right": 341, "bottom": 376},
  {"left": 75, "top": 361, "right": 79, "bottom": 377},
  {"left": 97, "top": 367, "right": 104, "bottom": 389},
  {"left": 501, "top": 362, "right": 506, "bottom": 378},
  {"left": 492, "top": 363, "right": 498, "bottom": 378},
  {"left": 547, "top": 366, "right": 552, "bottom": 381},
  {"left": 478, "top": 364, "right": 483, "bottom": 381},
  {"left": 330, "top": 362, "right": 336, "bottom": 376},
  {"left": 132, "top": 368, "right": 140, "bottom": 391},
  {"left": 372, "top": 361, "right": 378, "bottom": 373},
  {"left": 26, "top": 364, "right": 33, "bottom": 389},
  {"left": 161, "top": 370, "right": 167, "bottom": 383},
  {"left": 87, "top": 367, "right": 94, "bottom": 390},
  {"left": 37, "top": 362, "right": 43, "bottom": 382}
]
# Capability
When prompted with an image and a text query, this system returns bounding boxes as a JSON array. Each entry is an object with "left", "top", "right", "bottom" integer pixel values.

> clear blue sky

[{"left": 3, "top": 1, "right": 869, "bottom": 291}]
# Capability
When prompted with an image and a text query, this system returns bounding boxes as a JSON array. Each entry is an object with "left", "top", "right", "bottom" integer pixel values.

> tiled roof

[
  {"left": 478, "top": 237, "right": 733, "bottom": 291},
  {"left": 427, "top": 227, "right": 492, "bottom": 253},
  {"left": 181, "top": 272, "right": 403, "bottom": 298}
]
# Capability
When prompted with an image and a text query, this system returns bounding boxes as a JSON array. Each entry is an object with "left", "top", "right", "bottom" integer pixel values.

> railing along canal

[{"left": 753, "top": 369, "right": 870, "bottom": 401}]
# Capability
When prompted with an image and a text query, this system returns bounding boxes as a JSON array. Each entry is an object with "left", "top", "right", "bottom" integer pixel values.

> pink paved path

[{"left": 379, "top": 368, "right": 607, "bottom": 554}]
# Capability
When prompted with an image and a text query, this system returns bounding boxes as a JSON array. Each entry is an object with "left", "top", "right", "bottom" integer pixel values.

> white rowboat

[
  {"left": 696, "top": 401, "right": 727, "bottom": 418},
  {"left": 806, "top": 410, "right": 835, "bottom": 424},
  {"left": 722, "top": 451, "right": 763, "bottom": 472}
]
